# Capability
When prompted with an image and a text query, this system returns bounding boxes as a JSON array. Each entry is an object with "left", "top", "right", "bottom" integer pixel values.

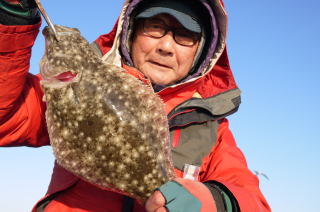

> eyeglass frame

[{"left": 139, "top": 18, "right": 201, "bottom": 47}]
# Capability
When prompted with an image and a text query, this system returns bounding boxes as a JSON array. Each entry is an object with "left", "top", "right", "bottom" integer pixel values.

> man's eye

[
  {"left": 149, "top": 24, "right": 163, "bottom": 29},
  {"left": 176, "top": 31, "right": 190, "bottom": 38},
  {"left": 177, "top": 29, "right": 199, "bottom": 39}
]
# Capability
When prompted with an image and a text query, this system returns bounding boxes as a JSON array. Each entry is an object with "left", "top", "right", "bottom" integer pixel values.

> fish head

[{"left": 40, "top": 25, "right": 96, "bottom": 87}]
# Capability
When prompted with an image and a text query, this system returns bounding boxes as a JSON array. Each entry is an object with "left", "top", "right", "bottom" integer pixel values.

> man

[{"left": 0, "top": 0, "right": 271, "bottom": 211}]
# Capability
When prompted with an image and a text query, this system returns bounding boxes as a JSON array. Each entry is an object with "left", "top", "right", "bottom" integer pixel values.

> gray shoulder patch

[
  {"left": 170, "top": 121, "right": 219, "bottom": 171},
  {"left": 175, "top": 88, "right": 241, "bottom": 117}
]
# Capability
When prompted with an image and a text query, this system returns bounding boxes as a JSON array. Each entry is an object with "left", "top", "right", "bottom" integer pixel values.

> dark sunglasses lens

[
  {"left": 143, "top": 19, "right": 166, "bottom": 38},
  {"left": 175, "top": 29, "right": 200, "bottom": 46},
  {"left": 142, "top": 18, "right": 200, "bottom": 46}
]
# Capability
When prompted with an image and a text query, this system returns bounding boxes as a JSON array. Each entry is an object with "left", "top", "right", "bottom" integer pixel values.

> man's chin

[
  {"left": 143, "top": 71, "right": 170, "bottom": 86},
  {"left": 150, "top": 79, "right": 169, "bottom": 86}
]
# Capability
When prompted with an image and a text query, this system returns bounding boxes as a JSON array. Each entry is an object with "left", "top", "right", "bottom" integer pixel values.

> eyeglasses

[{"left": 141, "top": 18, "right": 201, "bottom": 46}]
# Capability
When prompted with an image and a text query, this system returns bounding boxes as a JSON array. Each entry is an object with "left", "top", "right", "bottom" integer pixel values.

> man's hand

[
  {"left": 145, "top": 178, "right": 217, "bottom": 212},
  {"left": 3, "top": 0, "right": 19, "bottom": 3},
  {"left": 145, "top": 190, "right": 167, "bottom": 212},
  {"left": 2, "top": 0, "right": 37, "bottom": 8},
  {"left": 0, "top": 0, "right": 39, "bottom": 25}
]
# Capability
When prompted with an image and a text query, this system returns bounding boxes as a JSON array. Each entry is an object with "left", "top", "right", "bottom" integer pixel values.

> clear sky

[{"left": 0, "top": 0, "right": 319, "bottom": 211}]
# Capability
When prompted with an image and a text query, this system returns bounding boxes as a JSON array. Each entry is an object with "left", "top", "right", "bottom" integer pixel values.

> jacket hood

[
  {"left": 95, "top": 0, "right": 239, "bottom": 114},
  {"left": 119, "top": 0, "right": 219, "bottom": 84}
]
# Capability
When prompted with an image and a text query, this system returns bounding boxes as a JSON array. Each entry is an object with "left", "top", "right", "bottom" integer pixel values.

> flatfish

[{"left": 40, "top": 25, "right": 175, "bottom": 203}]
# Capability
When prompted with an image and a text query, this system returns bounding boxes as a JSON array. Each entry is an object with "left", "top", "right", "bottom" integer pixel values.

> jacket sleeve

[
  {"left": 0, "top": 23, "right": 50, "bottom": 147},
  {"left": 200, "top": 118, "right": 271, "bottom": 212}
]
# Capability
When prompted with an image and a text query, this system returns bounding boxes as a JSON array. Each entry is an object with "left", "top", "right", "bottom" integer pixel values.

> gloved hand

[
  {"left": 145, "top": 178, "right": 217, "bottom": 212},
  {"left": 3, "top": 0, "right": 37, "bottom": 8},
  {"left": 0, "top": 0, "right": 40, "bottom": 25}
]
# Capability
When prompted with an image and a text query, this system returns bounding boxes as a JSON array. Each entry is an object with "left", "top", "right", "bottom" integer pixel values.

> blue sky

[{"left": 0, "top": 0, "right": 319, "bottom": 211}]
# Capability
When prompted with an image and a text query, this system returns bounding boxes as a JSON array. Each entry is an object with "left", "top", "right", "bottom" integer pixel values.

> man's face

[{"left": 131, "top": 14, "right": 200, "bottom": 86}]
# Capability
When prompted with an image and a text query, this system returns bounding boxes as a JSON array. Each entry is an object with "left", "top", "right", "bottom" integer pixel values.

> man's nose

[{"left": 156, "top": 32, "right": 175, "bottom": 56}]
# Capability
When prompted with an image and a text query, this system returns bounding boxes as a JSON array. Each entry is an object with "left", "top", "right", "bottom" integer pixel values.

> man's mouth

[{"left": 149, "top": 61, "right": 172, "bottom": 69}]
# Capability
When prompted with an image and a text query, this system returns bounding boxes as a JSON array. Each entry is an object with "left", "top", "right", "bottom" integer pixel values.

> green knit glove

[{"left": 158, "top": 181, "right": 202, "bottom": 212}]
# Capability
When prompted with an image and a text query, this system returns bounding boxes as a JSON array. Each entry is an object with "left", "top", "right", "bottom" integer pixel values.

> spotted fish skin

[{"left": 40, "top": 25, "right": 175, "bottom": 202}]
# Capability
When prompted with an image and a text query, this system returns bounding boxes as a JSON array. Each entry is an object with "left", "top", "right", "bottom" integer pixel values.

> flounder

[{"left": 40, "top": 25, "right": 175, "bottom": 202}]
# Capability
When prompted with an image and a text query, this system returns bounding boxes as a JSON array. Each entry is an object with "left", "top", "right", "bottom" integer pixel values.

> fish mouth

[
  {"left": 54, "top": 71, "right": 78, "bottom": 82},
  {"left": 40, "top": 57, "right": 80, "bottom": 88},
  {"left": 40, "top": 56, "right": 78, "bottom": 81}
]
